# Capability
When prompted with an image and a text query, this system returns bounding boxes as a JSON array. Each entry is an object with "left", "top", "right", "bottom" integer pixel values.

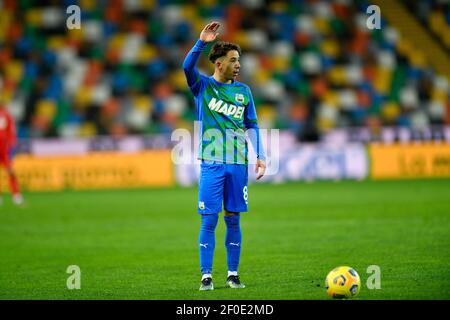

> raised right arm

[
  {"left": 182, "top": 22, "right": 220, "bottom": 95},
  {"left": 182, "top": 40, "right": 208, "bottom": 90}
]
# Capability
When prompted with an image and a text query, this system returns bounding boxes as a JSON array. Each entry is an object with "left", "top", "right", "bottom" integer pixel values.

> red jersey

[{"left": 0, "top": 107, "right": 17, "bottom": 150}]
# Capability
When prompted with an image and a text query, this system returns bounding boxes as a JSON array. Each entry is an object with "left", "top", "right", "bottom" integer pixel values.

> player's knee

[
  {"left": 201, "top": 214, "right": 219, "bottom": 233},
  {"left": 224, "top": 213, "right": 240, "bottom": 228}
]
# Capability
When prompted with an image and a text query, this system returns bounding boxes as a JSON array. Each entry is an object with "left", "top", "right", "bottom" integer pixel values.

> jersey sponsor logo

[
  {"left": 208, "top": 98, "right": 244, "bottom": 119},
  {"left": 235, "top": 93, "right": 244, "bottom": 103}
]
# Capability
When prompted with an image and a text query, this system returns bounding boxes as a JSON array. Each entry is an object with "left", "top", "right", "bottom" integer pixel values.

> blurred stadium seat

[
  {"left": 0, "top": 0, "right": 448, "bottom": 142},
  {"left": 402, "top": 0, "right": 450, "bottom": 49}
]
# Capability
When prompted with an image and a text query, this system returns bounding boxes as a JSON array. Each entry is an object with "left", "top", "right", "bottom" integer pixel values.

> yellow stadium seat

[
  {"left": 316, "top": 117, "right": 335, "bottom": 131},
  {"left": 176, "top": 119, "right": 193, "bottom": 131},
  {"left": 140, "top": 0, "right": 156, "bottom": 9},
  {"left": 80, "top": 0, "right": 96, "bottom": 10},
  {"left": 254, "top": 69, "right": 271, "bottom": 84},
  {"left": 36, "top": 99, "right": 57, "bottom": 120},
  {"left": 271, "top": 56, "right": 290, "bottom": 73},
  {"left": 137, "top": 44, "right": 157, "bottom": 63},
  {"left": 26, "top": 9, "right": 42, "bottom": 26},
  {"left": 323, "top": 91, "right": 339, "bottom": 107},
  {"left": 321, "top": 39, "right": 340, "bottom": 58},
  {"left": 397, "top": 38, "right": 413, "bottom": 56},
  {"left": 432, "top": 89, "right": 449, "bottom": 103},
  {"left": 381, "top": 102, "right": 400, "bottom": 121},
  {"left": 259, "top": 104, "right": 277, "bottom": 121},
  {"left": 0, "top": 89, "right": 13, "bottom": 104},
  {"left": 0, "top": 11, "right": 12, "bottom": 42},
  {"left": 328, "top": 67, "right": 346, "bottom": 86},
  {"left": 429, "top": 11, "right": 445, "bottom": 34},
  {"left": 314, "top": 17, "right": 330, "bottom": 35},
  {"left": 80, "top": 122, "right": 97, "bottom": 137},
  {"left": 374, "top": 68, "right": 392, "bottom": 94},
  {"left": 234, "top": 31, "right": 250, "bottom": 50},
  {"left": 75, "top": 87, "right": 93, "bottom": 108},
  {"left": 47, "top": 36, "right": 66, "bottom": 50},
  {"left": 409, "top": 50, "right": 427, "bottom": 68},
  {"left": 269, "top": 1, "right": 288, "bottom": 12},
  {"left": 5, "top": 60, "right": 23, "bottom": 82},
  {"left": 134, "top": 95, "right": 152, "bottom": 112},
  {"left": 199, "top": 0, "right": 216, "bottom": 6},
  {"left": 443, "top": 28, "right": 450, "bottom": 49},
  {"left": 67, "top": 27, "right": 83, "bottom": 41},
  {"left": 181, "top": 4, "right": 196, "bottom": 20},
  {"left": 170, "top": 70, "right": 189, "bottom": 91}
]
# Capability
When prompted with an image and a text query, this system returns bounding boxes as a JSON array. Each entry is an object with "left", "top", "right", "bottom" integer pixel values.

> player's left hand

[{"left": 255, "top": 159, "right": 266, "bottom": 180}]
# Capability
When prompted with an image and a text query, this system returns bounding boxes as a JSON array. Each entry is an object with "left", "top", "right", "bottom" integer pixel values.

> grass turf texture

[{"left": 0, "top": 179, "right": 449, "bottom": 300}]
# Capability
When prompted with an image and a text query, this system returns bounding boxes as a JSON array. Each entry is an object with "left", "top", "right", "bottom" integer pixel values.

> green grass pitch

[{"left": 0, "top": 179, "right": 449, "bottom": 300}]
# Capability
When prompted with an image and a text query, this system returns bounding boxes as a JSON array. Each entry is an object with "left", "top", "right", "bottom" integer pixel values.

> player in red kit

[{"left": 0, "top": 104, "right": 23, "bottom": 206}]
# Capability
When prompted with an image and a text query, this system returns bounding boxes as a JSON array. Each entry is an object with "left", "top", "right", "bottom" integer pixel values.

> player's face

[{"left": 220, "top": 50, "right": 240, "bottom": 81}]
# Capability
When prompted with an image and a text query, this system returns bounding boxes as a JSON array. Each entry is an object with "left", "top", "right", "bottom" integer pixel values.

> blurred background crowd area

[
  {"left": 402, "top": 0, "right": 450, "bottom": 50},
  {"left": 0, "top": 0, "right": 449, "bottom": 141}
]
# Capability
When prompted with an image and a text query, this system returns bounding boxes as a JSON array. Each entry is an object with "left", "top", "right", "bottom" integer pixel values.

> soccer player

[
  {"left": 183, "top": 22, "right": 266, "bottom": 291},
  {"left": 0, "top": 104, "right": 23, "bottom": 206}
]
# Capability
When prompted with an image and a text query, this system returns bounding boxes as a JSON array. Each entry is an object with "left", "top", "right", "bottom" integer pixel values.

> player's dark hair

[{"left": 208, "top": 41, "right": 242, "bottom": 63}]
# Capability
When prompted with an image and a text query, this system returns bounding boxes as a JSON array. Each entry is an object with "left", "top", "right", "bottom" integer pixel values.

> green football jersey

[{"left": 183, "top": 40, "right": 265, "bottom": 164}]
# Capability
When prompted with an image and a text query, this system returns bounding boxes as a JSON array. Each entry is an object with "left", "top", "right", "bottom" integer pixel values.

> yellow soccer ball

[{"left": 325, "top": 266, "right": 361, "bottom": 299}]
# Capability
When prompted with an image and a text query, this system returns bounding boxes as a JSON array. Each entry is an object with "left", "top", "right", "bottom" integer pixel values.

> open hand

[{"left": 200, "top": 21, "right": 220, "bottom": 42}]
